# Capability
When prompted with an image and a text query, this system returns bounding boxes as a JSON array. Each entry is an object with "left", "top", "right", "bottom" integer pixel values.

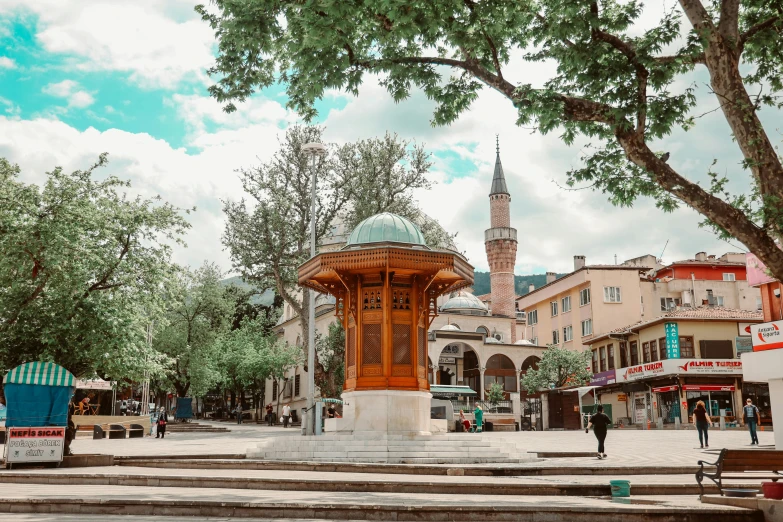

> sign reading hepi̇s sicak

[{"left": 751, "top": 321, "right": 783, "bottom": 352}]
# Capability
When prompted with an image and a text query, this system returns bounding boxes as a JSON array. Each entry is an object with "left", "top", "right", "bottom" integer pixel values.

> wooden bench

[
  {"left": 128, "top": 424, "right": 145, "bottom": 438},
  {"left": 696, "top": 448, "right": 783, "bottom": 498},
  {"left": 93, "top": 424, "right": 128, "bottom": 439},
  {"left": 491, "top": 418, "right": 517, "bottom": 432}
]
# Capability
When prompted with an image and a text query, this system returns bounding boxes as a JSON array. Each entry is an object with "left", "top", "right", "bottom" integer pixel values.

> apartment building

[{"left": 515, "top": 256, "right": 649, "bottom": 350}]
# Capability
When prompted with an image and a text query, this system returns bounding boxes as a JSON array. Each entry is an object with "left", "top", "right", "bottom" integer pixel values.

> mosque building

[{"left": 267, "top": 140, "right": 546, "bottom": 418}]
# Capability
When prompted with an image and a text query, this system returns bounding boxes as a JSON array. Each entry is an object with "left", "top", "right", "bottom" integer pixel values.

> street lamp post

[{"left": 302, "top": 141, "right": 327, "bottom": 436}]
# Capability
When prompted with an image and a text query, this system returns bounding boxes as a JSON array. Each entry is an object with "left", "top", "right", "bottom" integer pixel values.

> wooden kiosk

[{"left": 298, "top": 212, "right": 473, "bottom": 434}]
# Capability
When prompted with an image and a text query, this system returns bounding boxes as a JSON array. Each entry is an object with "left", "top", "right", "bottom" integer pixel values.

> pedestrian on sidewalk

[
  {"left": 586, "top": 405, "right": 611, "bottom": 459},
  {"left": 282, "top": 403, "right": 291, "bottom": 428},
  {"left": 472, "top": 405, "right": 483, "bottom": 433},
  {"left": 265, "top": 404, "right": 274, "bottom": 426},
  {"left": 235, "top": 403, "right": 243, "bottom": 424},
  {"left": 693, "top": 400, "right": 711, "bottom": 449},
  {"left": 156, "top": 407, "right": 168, "bottom": 439},
  {"left": 744, "top": 398, "right": 761, "bottom": 445}
]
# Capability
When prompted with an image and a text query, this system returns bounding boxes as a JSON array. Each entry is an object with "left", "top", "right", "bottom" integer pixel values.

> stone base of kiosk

[{"left": 248, "top": 390, "right": 528, "bottom": 463}]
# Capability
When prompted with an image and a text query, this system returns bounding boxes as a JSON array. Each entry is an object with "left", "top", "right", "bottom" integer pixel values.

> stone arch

[
  {"left": 475, "top": 325, "right": 489, "bottom": 337},
  {"left": 485, "top": 353, "right": 518, "bottom": 396},
  {"left": 521, "top": 355, "right": 541, "bottom": 374}
]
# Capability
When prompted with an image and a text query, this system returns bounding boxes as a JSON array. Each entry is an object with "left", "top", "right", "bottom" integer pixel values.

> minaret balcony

[{"left": 484, "top": 227, "right": 517, "bottom": 241}]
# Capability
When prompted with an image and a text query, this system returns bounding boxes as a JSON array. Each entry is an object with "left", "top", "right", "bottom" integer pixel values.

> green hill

[{"left": 471, "top": 271, "right": 567, "bottom": 297}]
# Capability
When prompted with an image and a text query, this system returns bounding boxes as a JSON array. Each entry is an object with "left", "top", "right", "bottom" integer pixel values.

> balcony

[{"left": 485, "top": 228, "right": 517, "bottom": 241}]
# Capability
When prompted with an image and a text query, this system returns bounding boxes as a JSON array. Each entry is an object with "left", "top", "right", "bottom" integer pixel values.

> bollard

[
  {"left": 720, "top": 416, "right": 726, "bottom": 431},
  {"left": 675, "top": 417, "right": 681, "bottom": 430},
  {"left": 656, "top": 418, "right": 663, "bottom": 430}
]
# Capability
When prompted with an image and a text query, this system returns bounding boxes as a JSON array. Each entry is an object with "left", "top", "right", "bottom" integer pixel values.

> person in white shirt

[{"left": 282, "top": 403, "right": 292, "bottom": 428}]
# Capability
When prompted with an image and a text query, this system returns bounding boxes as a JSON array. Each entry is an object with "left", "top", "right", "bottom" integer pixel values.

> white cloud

[
  {"left": 42, "top": 79, "right": 95, "bottom": 108},
  {"left": 0, "top": 57, "right": 16, "bottom": 69},
  {"left": 0, "top": 0, "right": 215, "bottom": 88}
]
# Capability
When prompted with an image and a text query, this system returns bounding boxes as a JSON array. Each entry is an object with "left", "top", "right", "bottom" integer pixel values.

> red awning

[
  {"left": 652, "top": 385, "right": 679, "bottom": 393},
  {"left": 682, "top": 385, "right": 735, "bottom": 392}
]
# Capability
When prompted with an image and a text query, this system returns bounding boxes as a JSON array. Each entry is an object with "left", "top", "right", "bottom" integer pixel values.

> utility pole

[{"left": 302, "top": 142, "right": 327, "bottom": 436}]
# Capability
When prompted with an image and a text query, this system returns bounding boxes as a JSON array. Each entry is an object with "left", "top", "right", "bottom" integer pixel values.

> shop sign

[
  {"left": 675, "top": 359, "right": 743, "bottom": 375},
  {"left": 664, "top": 322, "right": 680, "bottom": 358},
  {"left": 4, "top": 427, "right": 65, "bottom": 464},
  {"left": 736, "top": 336, "right": 753, "bottom": 356},
  {"left": 618, "top": 361, "right": 665, "bottom": 382},
  {"left": 682, "top": 385, "right": 735, "bottom": 392},
  {"left": 751, "top": 321, "right": 783, "bottom": 352},
  {"left": 617, "top": 393, "right": 627, "bottom": 402},
  {"left": 438, "top": 357, "right": 456, "bottom": 364},
  {"left": 652, "top": 385, "right": 679, "bottom": 393},
  {"left": 738, "top": 323, "right": 755, "bottom": 336},
  {"left": 589, "top": 370, "right": 617, "bottom": 387},
  {"left": 442, "top": 345, "right": 462, "bottom": 356}
]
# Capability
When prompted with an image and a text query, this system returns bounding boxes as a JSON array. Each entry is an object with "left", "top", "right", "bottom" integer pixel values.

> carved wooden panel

[
  {"left": 392, "top": 323, "right": 411, "bottom": 364},
  {"left": 363, "top": 365, "right": 382, "bottom": 376},
  {"left": 392, "top": 366, "right": 412, "bottom": 377},
  {"left": 347, "top": 325, "right": 356, "bottom": 368},
  {"left": 362, "top": 323, "right": 382, "bottom": 365},
  {"left": 417, "top": 365, "right": 426, "bottom": 379},
  {"left": 347, "top": 367, "right": 356, "bottom": 379},
  {"left": 418, "top": 326, "right": 426, "bottom": 367},
  {"left": 363, "top": 311, "right": 382, "bottom": 323}
]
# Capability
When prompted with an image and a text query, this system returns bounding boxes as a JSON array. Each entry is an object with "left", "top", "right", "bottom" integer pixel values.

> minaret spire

[{"left": 489, "top": 135, "right": 509, "bottom": 196}]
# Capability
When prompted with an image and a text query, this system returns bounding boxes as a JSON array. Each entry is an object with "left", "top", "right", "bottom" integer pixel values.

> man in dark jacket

[{"left": 156, "top": 408, "right": 168, "bottom": 439}]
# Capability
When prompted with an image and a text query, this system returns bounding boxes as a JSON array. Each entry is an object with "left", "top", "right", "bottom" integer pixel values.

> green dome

[{"left": 346, "top": 212, "right": 427, "bottom": 247}]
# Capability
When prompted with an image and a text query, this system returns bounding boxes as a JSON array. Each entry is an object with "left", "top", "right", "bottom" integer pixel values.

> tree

[
  {"left": 222, "top": 126, "right": 449, "bottom": 394},
  {"left": 199, "top": 1, "right": 783, "bottom": 280},
  {"left": 315, "top": 321, "right": 345, "bottom": 399},
  {"left": 153, "top": 263, "right": 235, "bottom": 398},
  {"left": 521, "top": 346, "right": 592, "bottom": 394},
  {"left": 486, "top": 382, "right": 505, "bottom": 405},
  {"left": 0, "top": 155, "right": 189, "bottom": 379}
]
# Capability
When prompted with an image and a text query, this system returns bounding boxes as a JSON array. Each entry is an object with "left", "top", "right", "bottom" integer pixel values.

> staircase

[{"left": 247, "top": 433, "right": 534, "bottom": 464}]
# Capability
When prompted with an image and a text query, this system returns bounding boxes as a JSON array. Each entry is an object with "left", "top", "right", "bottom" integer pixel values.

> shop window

[
  {"left": 679, "top": 336, "right": 695, "bottom": 358},
  {"left": 658, "top": 338, "right": 667, "bottom": 360},
  {"left": 630, "top": 341, "right": 639, "bottom": 365},
  {"left": 592, "top": 350, "right": 598, "bottom": 373},
  {"left": 650, "top": 339, "right": 658, "bottom": 362},
  {"left": 619, "top": 341, "right": 628, "bottom": 367},
  {"left": 607, "top": 343, "right": 615, "bottom": 370},
  {"left": 599, "top": 346, "right": 606, "bottom": 372},
  {"left": 642, "top": 342, "right": 650, "bottom": 363}
]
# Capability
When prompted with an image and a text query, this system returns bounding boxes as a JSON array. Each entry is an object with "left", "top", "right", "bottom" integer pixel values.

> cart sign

[
  {"left": 4, "top": 427, "right": 65, "bottom": 464},
  {"left": 751, "top": 321, "right": 783, "bottom": 352},
  {"left": 664, "top": 322, "right": 680, "bottom": 358}
]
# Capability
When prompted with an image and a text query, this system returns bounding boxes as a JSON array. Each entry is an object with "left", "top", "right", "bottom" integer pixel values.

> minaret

[{"left": 484, "top": 137, "right": 518, "bottom": 341}]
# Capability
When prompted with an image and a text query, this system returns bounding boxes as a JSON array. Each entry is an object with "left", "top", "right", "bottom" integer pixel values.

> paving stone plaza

[{"left": 0, "top": 421, "right": 777, "bottom": 521}]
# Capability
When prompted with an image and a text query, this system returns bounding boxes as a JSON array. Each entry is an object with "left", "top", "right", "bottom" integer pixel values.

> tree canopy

[
  {"left": 199, "top": 0, "right": 783, "bottom": 280},
  {"left": 0, "top": 155, "right": 188, "bottom": 380},
  {"left": 521, "top": 345, "right": 592, "bottom": 393}
]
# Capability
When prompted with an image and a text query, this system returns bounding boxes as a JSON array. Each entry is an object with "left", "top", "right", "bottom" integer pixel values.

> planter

[{"left": 762, "top": 481, "right": 783, "bottom": 500}]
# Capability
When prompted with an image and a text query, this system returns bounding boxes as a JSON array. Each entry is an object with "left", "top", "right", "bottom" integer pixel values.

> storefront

[{"left": 743, "top": 382, "right": 772, "bottom": 425}]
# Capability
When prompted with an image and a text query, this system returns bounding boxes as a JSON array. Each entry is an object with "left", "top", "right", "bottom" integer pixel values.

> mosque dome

[
  {"left": 441, "top": 292, "right": 488, "bottom": 314},
  {"left": 484, "top": 337, "right": 501, "bottom": 344},
  {"left": 346, "top": 213, "right": 427, "bottom": 247},
  {"left": 439, "top": 324, "right": 461, "bottom": 331}
]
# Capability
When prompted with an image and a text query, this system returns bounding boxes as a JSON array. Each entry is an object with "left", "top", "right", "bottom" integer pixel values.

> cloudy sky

[{"left": 0, "top": 1, "right": 778, "bottom": 275}]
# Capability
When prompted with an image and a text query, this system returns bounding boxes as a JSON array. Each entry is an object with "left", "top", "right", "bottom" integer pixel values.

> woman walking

[
  {"left": 693, "top": 400, "right": 711, "bottom": 448},
  {"left": 156, "top": 407, "right": 168, "bottom": 439},
  {"left": 586, "top": 405, "right": 611, "bottom": 459}
]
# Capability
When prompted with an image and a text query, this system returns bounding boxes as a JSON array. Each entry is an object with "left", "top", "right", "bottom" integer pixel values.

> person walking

[
  {"left": 586, "top": 405, "right": 611, "bottom": 459},
  {"left": 692, "top": 400, "right": 711, "bottom": 449},
  {"left": 744, "top": 398, "right": 761, "bottom": 445},
  {"left": 472, "top": 405, "right": 483, "bottom": 433},
  {"left": 265, "top": 404, "right": 274, "bottom": 426},
  {"left": 235, "top": 403, "right": 243, "bottom": 424},
  {"left": 156, "top": 407, "right": 168, "bottom": 439},
  {"left": 282, "top": 403, "right": 291, "bottom": 428}
]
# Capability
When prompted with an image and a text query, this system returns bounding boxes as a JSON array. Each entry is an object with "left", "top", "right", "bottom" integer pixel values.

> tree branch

[
  {"left": 740, "top": 15, "right": 781, "bottom": 46},
  {"left": 717, "top": 0, "right": 740, "bottom": 42}
]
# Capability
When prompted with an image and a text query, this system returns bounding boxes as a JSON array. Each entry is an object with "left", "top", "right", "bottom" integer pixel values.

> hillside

[
  {"left": 221, "top": 276, "right": 277, "bottom": 306},
  {"left": 472, "top": 271, "right": 567, "bottom": 297}
]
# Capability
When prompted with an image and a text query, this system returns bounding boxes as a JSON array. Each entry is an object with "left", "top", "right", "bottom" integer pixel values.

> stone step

[{"left": 0, "top": 484, "right": 760, "bottom": 521}]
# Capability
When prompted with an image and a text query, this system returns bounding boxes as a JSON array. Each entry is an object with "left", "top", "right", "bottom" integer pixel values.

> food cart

[{"left": 2, "top": 362, "right": 75, "bottom": 469}]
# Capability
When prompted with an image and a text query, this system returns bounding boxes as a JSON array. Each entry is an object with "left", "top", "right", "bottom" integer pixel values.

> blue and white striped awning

[{"left": 3, "top": 361, "right": 75, "bottom": 387}]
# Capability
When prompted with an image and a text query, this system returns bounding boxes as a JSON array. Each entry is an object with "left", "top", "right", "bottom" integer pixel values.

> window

[
  {"left": 563, "top": 325, "right": 573, "bottom": 342},
  {"left": 528, "top": 310, "right": 538, "bottom": 325},
  {"left": 552, "top": 329, "right": 560, "bottom": 344},
  {"left": 579, "top": 288, "right": 591, "bottom": 306},
  {"left": 757, "top": 296, "right": 763, "bottom": 311},
  {"left": 716, "top": 296, "right": 725, "bottom": 306},
  {"left": 550, "top": 301, "right": 558, "bottom": 316},
  {"left": 642, "top": 342, "right": 651, "bottom": 363},
  {"left": 630, "top": 341, "right": 639, "bottom": 365},
  {"left": 660, "top": 297, "right": 681, "bottom": 311},
  {"left": 272, "top": 380, "right": 279, "bottom": 399},
  {"left": 581, "top": 319, "right": 593, "bottom": 336},
  {"left": 592, "top": 350, "right": 598, "bottom": 373},
  {"left": 294, "top": 374, "right": 301, "bottom": 396},
  {"left": 531, "top": 337, "right": 538, "bottom": 345},
  {"left": 659, "top": 338, "right": 667, "bottom": 360},
  {"left": 679, "top": 336, "right": 695, "bottom": 358},
  {"left": 607, "top": 343, "right": 615, "bottom": 369},
  {"left": 476, "top": 326, "right": 489, "bottom": 337},
  {"left": 562, "top": 296, "right": 572, "bottom": 313},
  {"left": 619, "top": 341, "right": 628, "bottom": 367},
  {"left": 723, "top": 273, "right": 736, "bottom": 281},
  {"left": 599, "top": 346, "right": 607, "bottom": 372},
  {"left": 650, "top": 339, "right": 658, "bottom": 362},
  {"left": 604, "top": 286, "right": 622, "bottom": 303}
]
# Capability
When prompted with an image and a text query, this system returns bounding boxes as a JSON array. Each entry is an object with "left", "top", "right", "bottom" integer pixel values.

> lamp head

[{"left": 301, "top": 142, "right": 327, "bottom": 156}]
